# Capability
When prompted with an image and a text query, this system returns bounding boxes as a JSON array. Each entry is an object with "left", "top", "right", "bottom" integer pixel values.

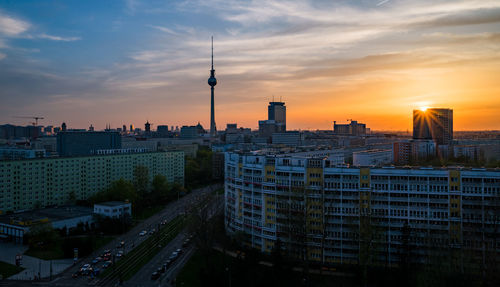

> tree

[
  {"left": 67, "top": 191, "right": 76, "bottom": 204},
  {"left": 185, "top": 147, "right": 214, "bottom": 190},
  {"left": 26, "top": 223, "right": 60, "bottom": 247},
  {"left": 151, "top": 174, "right": 173, "bottom": 203},
  {"left": 133, "top": 165, "right": 149, "bottom": 196},
  {"left": 89, "top": 179, "right": 138, "bottom": 204}
]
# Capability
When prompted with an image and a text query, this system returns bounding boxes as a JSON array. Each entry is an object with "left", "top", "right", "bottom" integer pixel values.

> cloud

[
  {"left": 38, "top": 33, "right": 81, "bottom": 42},
  {"left": 147, "top": 25, "right": 178, "bottom": 35},
  {"left": 2, "top": 0, "right": 500, "bottom": 130},
  {"left": 411, "top": 7, "right": 500, "bottom": 28},
  {"left": 124, "top": 0, "right": 140, "bottom": 15},
  {"left": 376, "top": 0, "right": 390, "bottom": 7},
  {"left": 0, "top": 11, "right": 30, "bottom": 36},
  {"left": 0, "top": 52, "right": 5, "bottom": 60},
  {"left": 422, "top": 32, "right": 500, "bottom": 45}
]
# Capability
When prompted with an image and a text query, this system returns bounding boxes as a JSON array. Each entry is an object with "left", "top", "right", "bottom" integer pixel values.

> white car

[{"left": 139, "top": 230, "right": 147, "bottom": 236}]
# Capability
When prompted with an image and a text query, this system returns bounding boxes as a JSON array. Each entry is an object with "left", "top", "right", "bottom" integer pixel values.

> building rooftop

[
  {"left": 94, "top": 201, "right": 130, "bottom": 207},
  {"left": 0, "top": 150, "right": 184, "bottom": 163},
  {"left": 0, "top": 205, "right": 92, "bottom": 227},
  {"left": 353, "top": 149, "right": 392, "bottom": 155}
]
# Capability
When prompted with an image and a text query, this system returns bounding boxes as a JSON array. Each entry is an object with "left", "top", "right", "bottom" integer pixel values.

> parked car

[
  {"left": 151, "top": 271, "right": 160, "bottom": 280},
  {"left": 169, "top": 252, "right": 178, "bottom": 261}
]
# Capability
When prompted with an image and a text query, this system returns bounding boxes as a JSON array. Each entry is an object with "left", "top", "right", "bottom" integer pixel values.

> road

[
  {"left": 0, "top": 184, "right": 221, "bottom": 287},
  {"left": 123, "top": 192, "right": 225, "bottom": 287},
  {"left": 124, "top": 231, "right": 195, "bottom": 287}
]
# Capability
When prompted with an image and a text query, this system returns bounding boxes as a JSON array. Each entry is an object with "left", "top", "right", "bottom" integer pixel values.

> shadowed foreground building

[{"left": 224, "top": 152, "right": 500, "bottom": 267}]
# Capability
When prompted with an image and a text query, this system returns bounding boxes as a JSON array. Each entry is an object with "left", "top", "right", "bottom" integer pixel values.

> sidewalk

[{"left": 0, "top": 242, "right": 73, "bottom": 280}]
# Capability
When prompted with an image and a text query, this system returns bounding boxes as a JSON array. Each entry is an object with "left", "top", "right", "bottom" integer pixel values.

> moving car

[{"left": 102, "top": 261, "right": 112, "bottom": 268}]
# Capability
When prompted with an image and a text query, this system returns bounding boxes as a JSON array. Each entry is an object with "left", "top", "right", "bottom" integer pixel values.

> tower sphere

[{"left": 208, "top": 76, "right": 217, "bottom": 86}]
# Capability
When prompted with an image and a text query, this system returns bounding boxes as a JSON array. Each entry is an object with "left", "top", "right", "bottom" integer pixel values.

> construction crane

[{"left": 14, "top": 116, "right": 45, "bottom": 126}]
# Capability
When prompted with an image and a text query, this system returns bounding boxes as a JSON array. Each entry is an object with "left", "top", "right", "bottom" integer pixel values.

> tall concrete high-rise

[
  {"left": 268, "top": 101, "right": 286, "bottom": 130},
  {"left": 57, "top": 131, "right": 121, "bottom": 156},
  {"left": 413, "top": 108, "right": 453, "bottom": 145},
  {"left": 208, "top": 36, "right": 217, "bottom": 137}
]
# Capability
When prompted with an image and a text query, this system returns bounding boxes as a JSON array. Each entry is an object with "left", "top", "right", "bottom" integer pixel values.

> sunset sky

[{"left": 0, "top": 0, "right": 499, "bottom": 131}]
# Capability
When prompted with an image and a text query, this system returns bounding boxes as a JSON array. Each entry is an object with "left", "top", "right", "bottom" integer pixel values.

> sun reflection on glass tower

[
  {"left": 208, "top": 36, "right": 217, "bottom": 137},
  {"left": 413, "top": 108, "right": 453, "bottom": 145}
]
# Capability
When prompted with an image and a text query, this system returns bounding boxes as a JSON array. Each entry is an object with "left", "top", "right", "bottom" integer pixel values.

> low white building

[
  {"left": 353, "top": 149, "right": 393, "bottom": 166},
  {"left": 93, "top": 201, "right": 132, "bottom": 218}
]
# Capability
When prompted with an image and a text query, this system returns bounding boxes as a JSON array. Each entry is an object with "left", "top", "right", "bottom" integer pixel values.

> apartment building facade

[
  {"left": 0, "top": 151, "right": 184, "bottom": 213},
  {"left": 224, "top": 152, "right": 500, "bottom": 266}
]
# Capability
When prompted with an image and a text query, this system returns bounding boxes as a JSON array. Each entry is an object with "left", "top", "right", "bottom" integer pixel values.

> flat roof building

[
  {"left": 94, "top": 201, "right": 132, "bottom": 218},
  {"left": 0, "top": 206, "right": 93, "bottom": 243},
  {"left": 57, "top": 131, "right": 121, "bottom": 156},
  {"left": 352, "top": 149, "right": 393, "bottom": 166},
  {"left": 333, "top": 120, "right": 366, "bottom": 136},
  {"left": 225, "top": 151, "right": 500, "bottom": 266}
]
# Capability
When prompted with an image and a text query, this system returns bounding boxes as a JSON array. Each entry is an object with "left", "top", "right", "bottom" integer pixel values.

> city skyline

[{"left": 1, "top": 1, "right": 500, "bottom": 131}]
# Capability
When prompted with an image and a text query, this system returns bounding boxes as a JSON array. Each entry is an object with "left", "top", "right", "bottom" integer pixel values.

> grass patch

[
  {"left": 100, "top": 216, "right": 185, "bottom": 282},
  {"left": 25, "top": 243, "right": 65, "bottom": 260},
  {"left": 0, "top": 261, "right": 25, "bottom": 279}
]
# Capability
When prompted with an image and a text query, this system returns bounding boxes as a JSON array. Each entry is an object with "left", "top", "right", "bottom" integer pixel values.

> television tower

[{"left": 208, "top": 36, "right": 217, "bottom": 137}]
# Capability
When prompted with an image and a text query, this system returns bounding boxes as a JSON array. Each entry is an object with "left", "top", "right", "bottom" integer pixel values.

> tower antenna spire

[{"left": 208, "top": 36, "right": 217, "bottom": 137}]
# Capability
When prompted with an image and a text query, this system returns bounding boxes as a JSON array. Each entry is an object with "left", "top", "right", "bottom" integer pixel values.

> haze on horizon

[{"left": 0, "top": 0, "right": 499, "bottom": 131}]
